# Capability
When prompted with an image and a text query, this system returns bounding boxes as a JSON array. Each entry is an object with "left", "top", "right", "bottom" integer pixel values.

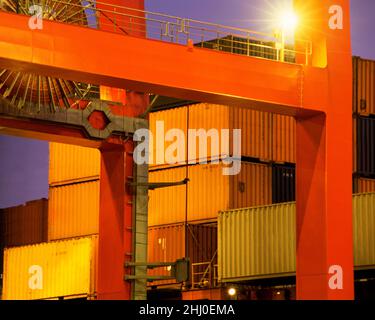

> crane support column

[{"left": 295, "top": 0, "right": 354, "bottom": 300}]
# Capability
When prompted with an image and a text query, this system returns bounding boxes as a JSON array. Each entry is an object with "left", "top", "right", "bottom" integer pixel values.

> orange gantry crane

[{"left": 0, "top": 0, "right": 353, "bottom": 300}]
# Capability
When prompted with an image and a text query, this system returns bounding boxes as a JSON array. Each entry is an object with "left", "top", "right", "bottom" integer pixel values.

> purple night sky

[{"left": 0, "top": 0, "right": 374, "bottom": 208}]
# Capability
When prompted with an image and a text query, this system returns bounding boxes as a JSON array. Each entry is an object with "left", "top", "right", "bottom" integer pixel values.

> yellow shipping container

[
  {"left": 148, "top": 162, "right": 271, "bottom": 226},
  {"left": 49, "top": 143, "right": 100, "bottom": 186},
  {"left": 2, "top": 236, "right": 98, "bottom": 300},
  {"left": 218, "top": 193, "right": 375, "bottom": 282},
  {"left": 218, "top": 202, "right": 296, "bottom": 282},
  {"left": 48, "top": 180, "right": 99, "bottom": 240},
  {"left": 353, "top": 193, "right": 375, "bottom": 268}
]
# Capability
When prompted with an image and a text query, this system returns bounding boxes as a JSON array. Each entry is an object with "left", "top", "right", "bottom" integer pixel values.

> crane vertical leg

[
  {"left": 296, "top": 113, "right": 354, "bottom": 300},
  {"left": 295, "top": 0, "right": 354, "bottom": 300},
  {"left": 97, "top": 141, "right": 134, "bottom": 300},
  {"left": 96, "top": 1, "right": 149, "bottom": 300}
]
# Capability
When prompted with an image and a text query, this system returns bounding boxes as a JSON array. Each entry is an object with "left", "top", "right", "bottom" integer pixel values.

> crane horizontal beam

[{"left": 0, "top": 11, "right": 326, "bottom": 117}]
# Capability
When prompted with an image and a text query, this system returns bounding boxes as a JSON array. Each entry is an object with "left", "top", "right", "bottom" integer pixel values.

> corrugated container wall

[
  {"left": 148, "top": 167, "right": 187, "bottom": 226},
  {"left": 149, "top": 107, "right": 188, "bottom": 168},
  {"left": 231, "top": 106, "right": 271, "bottom": 161},
  {"left": 148, "top": 162, "right": 272, "bottom": 225},
  {"left": 355, "top": 178, "right": 375, "bottom": 193},
  {"left": 2, "top": 236, "right": 98, "bottom": 300},
  {"left": 218, "top": 193, "right": 375, "bottom": 282},
  {"left": 188, "top": 103, "right": 230, "bottom": 162},
  {"left": 187, "top": 163, "right": 230, "bottom": 222},
  {"left": 218, "top": 203, "right": 296, "bottom": 282},
  {"left": 229, "top": 162, "right": 272, "bottom": 210},
  {"left": 356, "top": 116, "right": 375, "bottom": 176},
  {"left": 272, "top": 114, "right": 296, "bottom": 163},
  {"left": 148, "top": 103, "right": 296, "bottom": 167},
  {"left": 353, "top": 57, "right": 375, "bottom": 115},
  {"left": 0, "top": 199, "right": 48, "bottom": 247},
  {"left": 147, "top": 224, "right": 217, "bottom": 287},
  {"left": 353, "top": 193, "right": 375, "bottom": 267},
  {"left": 48, "top": 180, "right": 99, "bottom": 240},
  {"left": 147, "top": 224, "right": 186, "bottom": 286},
  {"left": 353, "top": 117, "right": 357, "bottom": 173},
  {"left": 49, "top": 143, "right": 100, "bottom": 185}
]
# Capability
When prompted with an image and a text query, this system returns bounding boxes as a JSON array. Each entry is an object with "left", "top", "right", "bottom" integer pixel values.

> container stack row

[
  {"left": 0, "top": 143, "right": 101, "bottom": 300},
  {"left": 353, "top": 57, "right": 375, "bottom": 192},
  {"left": 1, "top": 56, "right": 374, "bottom": 299},
  {"left": 146, "top": 102, "right": 296, "bottom": 288},
  {"left": 218, "top": 193, "right": 375, "bottom": 283}
]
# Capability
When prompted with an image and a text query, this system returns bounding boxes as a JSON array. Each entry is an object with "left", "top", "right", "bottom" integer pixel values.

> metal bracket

[
  {"left": 128, "top": 178, "right": 189, "bottom": 191},
  {"left": 0, "top": 97, "right": 148, "bottom": 139},
  {"left": 124, "top": 258, "right": 190, "bottom": 283}
]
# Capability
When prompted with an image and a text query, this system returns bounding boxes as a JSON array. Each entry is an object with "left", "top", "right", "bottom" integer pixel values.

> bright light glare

[
  {"left": 228, "top": 288, "right": 237, "bottom": 296},
  {"left": 279, "top": 10, "right": 299, "bottom": 31}
]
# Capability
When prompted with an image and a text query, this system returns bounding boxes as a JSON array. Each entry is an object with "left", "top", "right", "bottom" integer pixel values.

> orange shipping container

[
  {"left": 148, "top": 162, "right": 271, "bottom": 225},
  {"left": 48, "top": 180, "right": 99, "bottom": 240},
  {"left": 49, "top": 143, "right": 100, "bottom": 186},
  {"left": 148, "top": 167, "right": 187, "bottom": 226},
  {"left": 230, "top": 161, "right": 272, "bottom": 209},
  {"left": 149, "top": 106, "right": 188, "bottom": 169},
  {"left": 149, "top": 103, "right": 295, "bottom": 165},
  {"left": 188, "top": 162, "right": 271, "bottom": 222},
  {"left": 189, "top": 104, "right": 272, "bottom": 162},
  {"left": 272, "top": 114, "right": 296, "bottom": 163},
  {"left": 231, "top": 106, "right": 272, "bottom": 161},
  {"left": 0, "top": 199, "right": 48, "bottom": 247},
  {"left": 353, "top": 117, "right": 357, "bottom": 173},
  {"left": 353, "top": 57, "right": 375, "bottom": 115},
  {"left": 355, "top": 178, "right": 375, "bottom": 193},
  {"left": 148, "top": 223, "right": 217, "bottom": 287},
  {"left": 188, "top": 103, "right": 231, "bottom": 162},
  {"left": 187, "top": 163, "right": 229, "bottom": 222},
  {"left": 148, "top": 224, "right": 185, "bottom": 287}
]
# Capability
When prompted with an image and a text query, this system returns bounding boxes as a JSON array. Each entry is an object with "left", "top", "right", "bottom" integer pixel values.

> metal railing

[
  {"left": 2, "top": 0, "right": 312, "bottom": 65},
  {"left": 191, "top": 262, "right": 212, "bottom": 289}
]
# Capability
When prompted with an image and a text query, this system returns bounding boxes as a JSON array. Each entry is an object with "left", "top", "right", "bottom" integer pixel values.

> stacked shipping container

[
  {"left": 2, "top": 236, "right": 98, "bottom": 300},
  {"left": 353, "top": 57, "right": 375, "bottom": 191},
  {"left": 48, "top": 143, "right": 100, "bottom": 240},
  {"left": 1, "top": 143, "right": 101, "bottom": 300},
  {"left": 2, "top": 55, "right": 374, "bottom": 299},
  {"left": 218, "top": 193, "right": 375, "bottom": 283},
  {"left": 0, "top": 199, "right": 48, "bottom": 296},
  {"left": 147, "top": 101, "right": 296, "bottom": 288}
]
